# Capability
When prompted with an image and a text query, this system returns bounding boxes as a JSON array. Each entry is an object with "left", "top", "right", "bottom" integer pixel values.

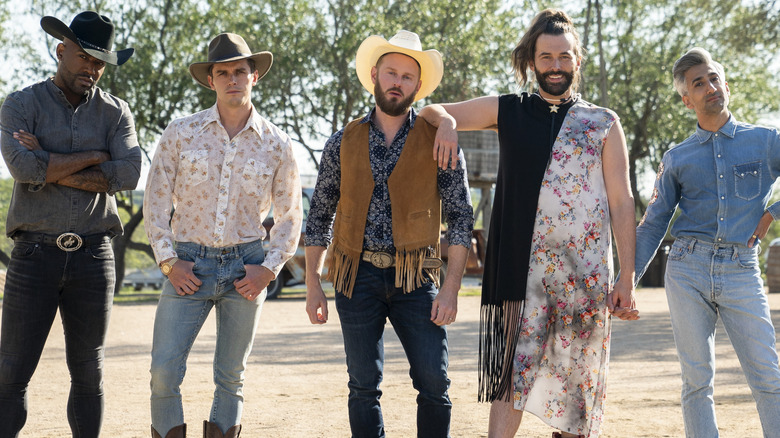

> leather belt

[
  {"left": 13, "top": 231, "right": 111, "bottom": 252},
  {"left": 362, "top": 250, "right": 444, "bottom": 269}
]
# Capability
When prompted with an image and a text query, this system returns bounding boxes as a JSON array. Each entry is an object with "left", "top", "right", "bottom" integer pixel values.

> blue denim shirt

[
  {"left": 305, "top": 108, "right": 474, "bottom": 252},
  {"left": 0, "top": 78, "right": 142, "bottom": 236},
  {"left": 635, "top": 115, "right": 780, "bottom": 280}
]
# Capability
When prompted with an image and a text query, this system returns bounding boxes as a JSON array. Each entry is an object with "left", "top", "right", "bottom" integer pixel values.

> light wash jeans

[
  {"left": 665, "top": 237, "right": 780, "bottom": 438},
  {"left": 150, "top": 240, "right": 265, "bottom": 436}
]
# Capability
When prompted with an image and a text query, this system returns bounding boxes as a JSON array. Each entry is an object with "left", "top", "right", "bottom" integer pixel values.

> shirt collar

[
  {"left": 198, "top": 104, "right": 264, "bottom": 137},
  {"left": 695, "top": 114, "right": 737, "bottom": 143},
  {"left": 362, "top": 107, "right": 417, "bottom": 129},
  {"left": 46, "top": 77, "right": 94, "bottom": 106}
]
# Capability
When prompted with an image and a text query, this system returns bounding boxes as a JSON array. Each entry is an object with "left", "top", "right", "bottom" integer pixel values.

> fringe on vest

[
  {"left": 478, "top": 299, "right": 525, "bottom": 403},
  {"left": 394, "top": 244, "right": 440, "bottom": 293},
  {"left": 327, "top": 245, "right": 361, "bottom": 299}
]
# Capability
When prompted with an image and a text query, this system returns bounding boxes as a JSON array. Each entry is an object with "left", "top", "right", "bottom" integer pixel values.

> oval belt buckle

[
  {"left": 56, "top": 232, "right": 83, "bottom": 252},
  {"left": 369, "top": 251, "right": 394, "bottom": 268}
]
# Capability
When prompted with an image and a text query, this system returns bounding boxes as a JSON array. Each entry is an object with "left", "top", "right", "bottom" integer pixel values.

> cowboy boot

[
  {"left": 152, "top": 424, "right": 186, "bottom": 438},
  {"left": 552, "top": 433, "right": 584, "bottom": 438},
  {"left": 204, "top": 420, "right": 242, "bottom": 438}
]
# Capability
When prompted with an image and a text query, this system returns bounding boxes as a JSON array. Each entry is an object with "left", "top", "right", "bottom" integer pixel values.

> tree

[{"left": 577, "top": 0, "right": 780, "bottom": 213}]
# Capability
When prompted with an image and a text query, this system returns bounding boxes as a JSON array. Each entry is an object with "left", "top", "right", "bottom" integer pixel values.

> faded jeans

[
  {"left": 149, "top": 240, "right": 265, "bottom": 436},
  {"left": 665, "top": 237, "right": 780, "bottom": 438},
  {"left": 0, "top": 238, "right": 115, "bottom": 438}
]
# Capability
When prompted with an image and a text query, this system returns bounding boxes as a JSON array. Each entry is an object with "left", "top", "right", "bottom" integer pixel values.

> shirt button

[
  {"left": 718, "top": 238, "right": 722, "bottom": 242},
  {"left": 720, "top": 217, "right": 724, "bottom": 221},
  {"left": 719, "top": 175, "right": 723, "bottom": 178},
  {"left": 717, "top": 154, "right": 721, "bottom": 158},
  {"left": 721, "top": 196, "right": 725, "bottom": 200}
]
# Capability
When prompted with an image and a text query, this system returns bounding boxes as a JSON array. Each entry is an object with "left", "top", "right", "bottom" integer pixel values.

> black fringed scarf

[{"left": 479, "top": 92, "right": 576, "bottom": 402}]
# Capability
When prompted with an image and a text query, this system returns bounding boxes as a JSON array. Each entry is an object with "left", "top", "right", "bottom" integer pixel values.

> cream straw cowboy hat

[
  {"left": 355, "top": 30, "right": 443, "bottom": 102},
  {"left": 189, "top": 33, "right": 273, "bottom": 88}
]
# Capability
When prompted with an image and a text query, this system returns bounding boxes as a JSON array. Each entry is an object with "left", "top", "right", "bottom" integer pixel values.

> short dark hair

[
  {"left": 207, "top": 57, "right": 257, "bottom": 78},
  {"left": 511, "top": 9, "right": 583, "bottom": 91}
]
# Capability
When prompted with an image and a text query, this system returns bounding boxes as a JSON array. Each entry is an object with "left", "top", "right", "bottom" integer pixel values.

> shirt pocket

[
  {"left": 241, "top": 158, "right": 274, "bottom": 198},
  {"left": 179, "top": 150, "right": 209, "bottom": 186},
  {"left": 733, "top": 161, "right": 761, "bottom": 201}
]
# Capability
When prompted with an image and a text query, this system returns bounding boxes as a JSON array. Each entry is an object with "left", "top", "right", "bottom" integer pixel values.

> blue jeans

[
  {"left": 149, "top": 240, "right": 266, "bottom": 436},
  {"left": 0, "top": 238, "right": 115, "bottom": 438},
  {"left": 335, "top": 260, "right": 451, "bottom": 438},
  {"left": 665, "top": 237, "right": 780, "bottom": 438}
]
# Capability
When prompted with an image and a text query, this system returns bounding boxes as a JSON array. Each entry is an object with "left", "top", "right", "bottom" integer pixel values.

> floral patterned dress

[{"left": 513, "top": 102, "right": 618, "bottom": 438}]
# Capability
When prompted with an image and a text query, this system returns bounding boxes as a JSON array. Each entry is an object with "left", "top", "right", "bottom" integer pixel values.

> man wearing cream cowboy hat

[
  {"left": 0, "top": 10, "right": 140, "bottom": 438},
  {"left": 305, "top": 30, "right": 473, "bottom": 437},
  {"left": 144, "top": 32, "right": 301, "bottom": 438}
]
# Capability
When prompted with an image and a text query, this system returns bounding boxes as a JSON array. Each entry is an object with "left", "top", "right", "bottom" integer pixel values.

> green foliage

[{"left": 575, "top": 0, "right": 780, "bottom": 210}]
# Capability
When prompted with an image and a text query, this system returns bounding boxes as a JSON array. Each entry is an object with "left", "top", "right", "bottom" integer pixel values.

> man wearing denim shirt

[
  {"left": 0, "top": 11, "right": 140, "bottom": 437},
  {"left": 635, "top": 47, "right": 780, "bottom": 437},
  {"left": 304, "top": 30, "right": 473, "bottom": 437}
]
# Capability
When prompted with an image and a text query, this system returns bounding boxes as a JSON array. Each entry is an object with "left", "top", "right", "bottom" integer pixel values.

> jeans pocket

[
  {"left": 86, "top": 242, "right": 115, "bottom": 260},
  {"left": 736, "top": 251, "right": 759, "bottom": 269},
  {"left": 11, "top": 241, "right": 40, "bottom": 258},
  {"left": 667, "top": 244, "right": 688, "bottom": 261}
]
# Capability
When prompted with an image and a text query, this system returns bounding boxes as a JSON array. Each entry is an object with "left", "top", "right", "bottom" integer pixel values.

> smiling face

[
  {"left": 681, "top": 62, "right": 730, "bottom": 118},
  {"left": 207, "top": 59, "right": 259, "bottom": 109},
  {"left": 530, "top": 33, "right": 580, "bottom": 99},
  {"left": 371, "top": 52, "right": 422, "bottom": 117},
  {"left": 53, "top": 39, "right": 106, "bottom": 105}
]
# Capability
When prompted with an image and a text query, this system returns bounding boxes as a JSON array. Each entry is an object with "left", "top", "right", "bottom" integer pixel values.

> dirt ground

[{"left": 7, "top": 286, "right": 780, "bottom": 437}]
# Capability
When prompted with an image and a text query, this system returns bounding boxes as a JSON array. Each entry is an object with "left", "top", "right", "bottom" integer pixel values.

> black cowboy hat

[
  {"left": 41, "top": 11, "right": 134, "bottom": 66},
  {"left": 189, "top": 33, "right": 273, "bottom": 88}
]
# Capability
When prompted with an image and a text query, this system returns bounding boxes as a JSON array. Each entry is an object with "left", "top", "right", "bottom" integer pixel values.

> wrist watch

[{"left": 160, "top": 257, "right": 179, "bottom": 276}]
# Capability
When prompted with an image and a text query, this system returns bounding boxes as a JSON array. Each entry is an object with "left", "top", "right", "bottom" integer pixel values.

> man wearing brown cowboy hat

[
  {"left": 304, "top": 30, "right": 473, "bottom": 437},
  {"left": 0, "top": 11, "right": 141, "bottom": 438},
  {"left": 143, "top": 33, "right": 302, "bottom": 438}
]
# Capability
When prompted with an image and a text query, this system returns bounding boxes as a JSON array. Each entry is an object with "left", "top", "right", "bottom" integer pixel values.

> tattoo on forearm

[{"left": 56, "top": 167, "right": 110, "bottom": 192}]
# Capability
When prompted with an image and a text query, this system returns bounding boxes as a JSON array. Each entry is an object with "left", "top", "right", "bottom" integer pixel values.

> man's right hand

[
  {"left": 167, "top": 259, "right": 203, "bottom": 296},
  {"left": 305, "top": 281, "right": 329, "bottom": 324}
]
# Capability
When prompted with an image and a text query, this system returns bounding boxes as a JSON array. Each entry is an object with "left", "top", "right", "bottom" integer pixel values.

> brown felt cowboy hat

[
  {"left": 189, "top": 33, "right": 273, "bottom": 88},
  {"left": 41, "top": 11, "right": 134, "bottom": 66},
  {"left": 355, "top": 30, "right": 443, "bottom": 102}
]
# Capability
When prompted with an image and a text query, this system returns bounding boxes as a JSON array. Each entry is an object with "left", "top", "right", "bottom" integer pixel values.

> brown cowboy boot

[
  {"left": 203, "top": 420, "right": 242, "bottom": 438},
  {"left": 552, "top": 432, "right": 584, "bottom": 438},
  {"left": 152, "top": 424, "right": 186, "bottom": 438}
]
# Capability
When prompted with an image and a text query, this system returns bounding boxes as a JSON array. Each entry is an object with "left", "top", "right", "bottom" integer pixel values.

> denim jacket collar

[{"left": 695, "top": 114, "right": 737, "bottom": 143}]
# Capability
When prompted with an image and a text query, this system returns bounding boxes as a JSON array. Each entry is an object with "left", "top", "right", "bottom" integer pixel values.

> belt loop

[
  {"left": 732, "top": 247, "right": 739, "bottom": 261},
  {"left": 687, "top": 238, "right": 696, "bottom": 254},
  {"left": 199, "top": 244, "right": 206, "bottom": 259}
]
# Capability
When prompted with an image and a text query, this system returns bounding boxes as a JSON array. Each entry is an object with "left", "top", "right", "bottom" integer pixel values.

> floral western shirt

[{"left": 144, "top": 104, "right": 302, "bottom": 276}]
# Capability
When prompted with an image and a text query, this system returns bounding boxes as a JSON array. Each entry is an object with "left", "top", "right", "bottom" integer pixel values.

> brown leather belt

[{"left": 362, "top": 250, "right": 444, "bottom": 269}]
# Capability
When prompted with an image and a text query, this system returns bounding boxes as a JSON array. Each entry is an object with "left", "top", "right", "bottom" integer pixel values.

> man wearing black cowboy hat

[
  {"left": 0, "top": 11, "right": 141, "bottom": 438},
  {"left": 144, "top": 33, "right": 301, "bottom": 438}
]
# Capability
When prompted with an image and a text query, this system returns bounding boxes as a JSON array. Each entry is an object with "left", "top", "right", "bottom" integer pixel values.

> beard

[
  {"left": 374, "top": 81, "right": 416, "bottom": 117},
  {"left": 535, "top": 69, "right": 575, "bottom": 97}
]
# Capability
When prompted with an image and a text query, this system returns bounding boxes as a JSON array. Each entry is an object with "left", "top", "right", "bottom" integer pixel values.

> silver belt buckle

[
  {"left": 369, "top": 251, "right": 394, "bottom": 268},
  {"left": 56, "top": 233, "right": 83, "bottom": 251}
]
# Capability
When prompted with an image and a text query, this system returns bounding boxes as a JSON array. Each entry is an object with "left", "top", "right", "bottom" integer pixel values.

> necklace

[{"left": 537, "top": 93, "right": 573, "bottom": 113}]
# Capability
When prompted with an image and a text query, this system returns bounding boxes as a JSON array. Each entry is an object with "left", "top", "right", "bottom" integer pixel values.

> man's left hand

[
  {"left": 748, "top": 210, "right": 775, "bottom": 248},
  {"left": 234, "top": 264, "right": 275, "bottom": 301},
  {"left": 608, "top": 279, "right": 640, "bottom": 321},
  {"left": 14, "top": 130, "right": 42, "bottom": 151},
  {"left": 431, "top": 285, "right": 458, "bottom": 326}
]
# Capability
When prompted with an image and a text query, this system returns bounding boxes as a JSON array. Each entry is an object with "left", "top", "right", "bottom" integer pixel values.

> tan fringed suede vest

[{"left": 327, "top": 117, "right": 442, "bottom": 298}]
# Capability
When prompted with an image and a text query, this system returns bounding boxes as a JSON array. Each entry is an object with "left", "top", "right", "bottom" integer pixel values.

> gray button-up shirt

[{"left": 0, "top": 78, "right": 142, "bottom": 237}]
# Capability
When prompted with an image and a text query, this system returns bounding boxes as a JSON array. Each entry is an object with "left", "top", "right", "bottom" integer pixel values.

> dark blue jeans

[
  {"left": 335, "top": 260, "right": 451, "bottom": 438},
  {"left": 0, "top": 238, "right": 115, "bottom": 438}
]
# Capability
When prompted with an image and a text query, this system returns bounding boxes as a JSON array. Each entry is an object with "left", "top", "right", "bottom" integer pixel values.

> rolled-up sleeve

[
  {"left": 98, "top": 100, "right": 142, "bottom": 195},
  {"left": 0, "top": 94, "right": 50, "bottom": 189},
  {"left": 439, "top": 148, "right": 474, "bottom": 249}
]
